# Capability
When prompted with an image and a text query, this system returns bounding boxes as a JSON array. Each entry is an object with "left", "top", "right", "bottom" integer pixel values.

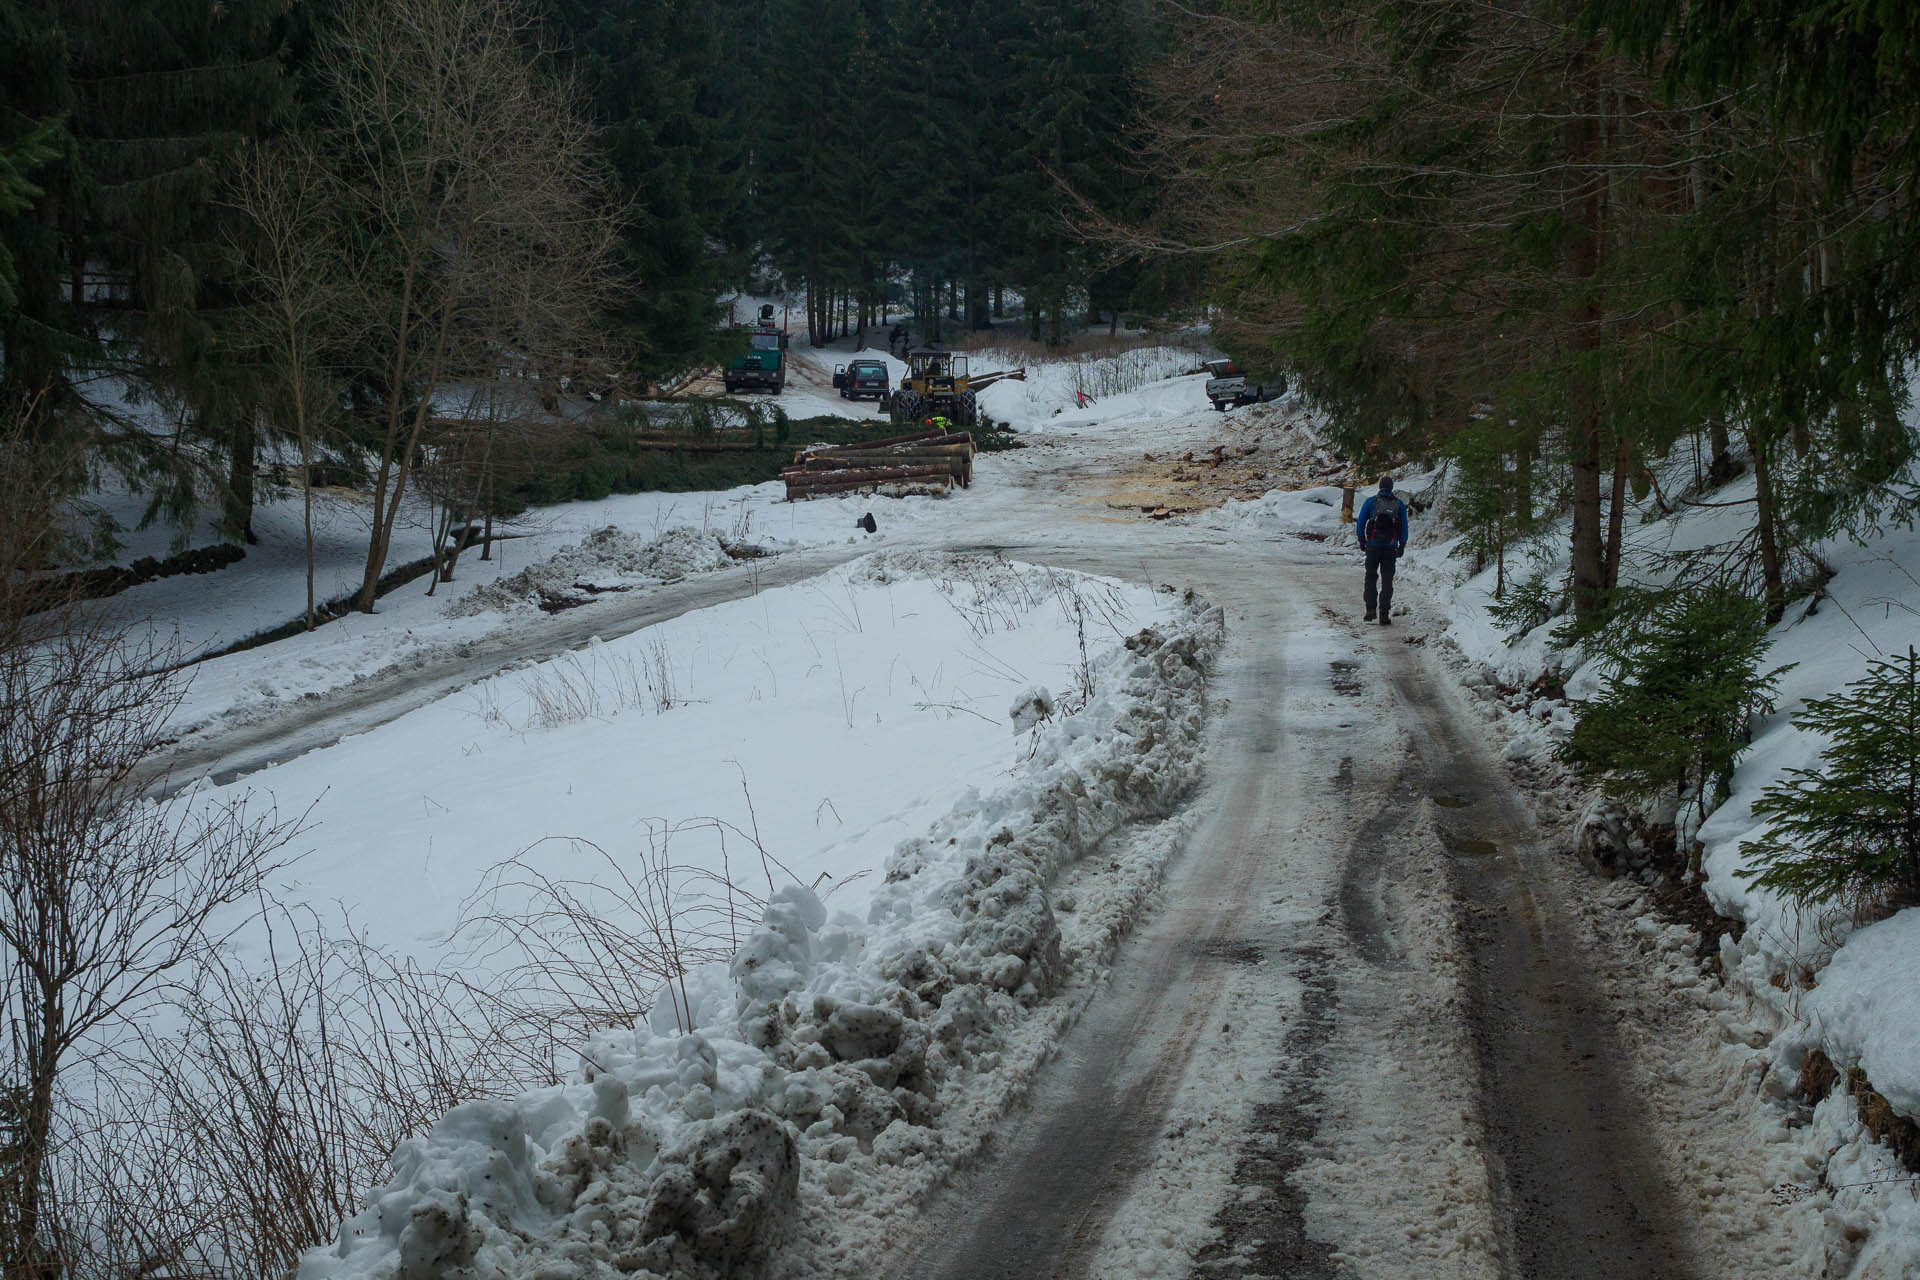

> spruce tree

[
  {"left": 999, "top": 0, "right": 1132, "bottom": 344},
  {"left": 1562, "top": 585, "right": 1784, "bottom": 866},
  {"left": 0, "top": 112, "right": 58, "bottom": 321},
  {"left": 0, "top": 0, "right": 289, "bottom": 543},
  {"left": 540, "top": 0, "right": 745, "bottom": 385},
  {"left": 1738, "top": 648, "right": 1920, "bottom": 908}
]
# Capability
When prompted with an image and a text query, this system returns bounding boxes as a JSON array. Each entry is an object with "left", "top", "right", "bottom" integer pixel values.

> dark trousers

[{"left": 1364, "top": 547, "right": 1398, "bottom": 615}]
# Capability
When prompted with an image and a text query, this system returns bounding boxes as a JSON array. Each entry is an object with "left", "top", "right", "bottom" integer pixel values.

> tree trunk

[
  {"left": 1570, "top": 410, "right": 1606, "bottom": 619},
  {"left": 297, "top": 405, "right": 315, "bottom": 630},
  {"left": 1516, "top": 426, "right": 1536, "bottom": 528},
  {"left": 228, "top": 414, "right": 258, "bottom": 545},
  {"left": 9, "top": 1001, "right": 62, "bottom": 1280},
  {"left": 356, "top": 245, "right": 427, "bottom": 613},
  {"left": 1707, "top": 417, "right": 1734, "bottom": 485},
  {"left": 1567, "top": 66, "right": 1608, "bottom": 623},
  {"left": 855, "top": 262, "right": 869, "bottom": 349},
  {"left": 1748, "top": 428, "right": 1786, "bottom": 623},
  {"left": 1604, "top": 434, "right": 1629, "bottom": 590}
]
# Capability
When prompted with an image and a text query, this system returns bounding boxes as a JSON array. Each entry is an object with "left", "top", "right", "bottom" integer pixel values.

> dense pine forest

[
  {"left": 5, "top": 0, "right": 1916, "bottom": 622},
  {"left": 0, "top": 0, "right": 1161, "bottom": 573},
  {"left": 1139, "top": 1, "right": 1920, "bottom": 631}
]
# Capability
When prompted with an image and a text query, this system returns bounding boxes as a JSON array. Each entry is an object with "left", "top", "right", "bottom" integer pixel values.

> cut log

[
  {"left": 799, "top": 428, "right": 952, "bottom": 453},
  {"left": 789, "top": 447, "right": 973, "bottom": 469},
  {"left": 783, "top": 428, "right": 979, "bottom": 499},
  {"left": 785, "top": 472, "right": 956, "bottom": 498},
  {"left": 782, "top": 462, "right": 958, "bottom": 486},
  {"left": 629, "top": 438, "right": 773, "bottom": 452}
]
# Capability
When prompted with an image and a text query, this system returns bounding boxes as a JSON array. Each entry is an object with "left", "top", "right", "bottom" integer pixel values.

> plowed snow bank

[{"left": 298, "top": 592, "right": 1224, "bottom": 1280}]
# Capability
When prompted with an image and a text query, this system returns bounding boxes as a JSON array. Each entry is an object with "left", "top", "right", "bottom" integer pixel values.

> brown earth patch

[{"left": 1081, "top": 413, "right": 1352, "bottom": 518}]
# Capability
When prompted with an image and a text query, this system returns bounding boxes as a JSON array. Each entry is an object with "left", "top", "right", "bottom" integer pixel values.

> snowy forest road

[
  {"left": 153, "top": 419, "right": 1705, "bottom": 1276},
  {"left": 865, "top": 533, "right": 1696, "bottom": 1279}
]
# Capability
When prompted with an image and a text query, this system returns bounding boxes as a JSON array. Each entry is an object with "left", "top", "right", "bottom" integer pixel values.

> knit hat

[{"left": 1378, "top": 476, "right": 1394, "bottom": 493}]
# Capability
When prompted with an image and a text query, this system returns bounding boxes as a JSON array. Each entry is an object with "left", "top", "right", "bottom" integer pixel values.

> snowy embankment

[
  {"left": 1381, "top": 451, "right": 1920, "bottom": 1274},
  {"left": 291, "top": 566, "right": 1224, "bottom": 1280}
]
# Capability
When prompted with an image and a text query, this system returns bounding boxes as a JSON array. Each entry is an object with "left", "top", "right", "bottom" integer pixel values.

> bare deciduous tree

[
  {"left": 305, "top": 0, "right": 618, "bottom": 614},
  {"left": 63, "top": 906, "right": 520, "bottom": 1280},
  {"left": 0, "top": 625, "right": 302, "bottom": 1276},
  {"left": 0, "top": 409, "right": 303, "bottom": 1276},
  {"left": 227, "top": 140, "right": 359, "bottom": 632}
]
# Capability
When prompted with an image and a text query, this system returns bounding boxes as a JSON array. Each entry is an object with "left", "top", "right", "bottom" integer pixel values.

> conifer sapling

[{"left": 1738, "top": 647, "right": 1920, "bottom": 908}]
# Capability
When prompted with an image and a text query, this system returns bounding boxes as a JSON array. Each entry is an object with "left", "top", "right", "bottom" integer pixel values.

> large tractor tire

[
  {"left": 890, "top": 390, "right": 923, "bottom": 427},
  {"left": 956, "top": 391, "right": 979, "bottom": 429}
]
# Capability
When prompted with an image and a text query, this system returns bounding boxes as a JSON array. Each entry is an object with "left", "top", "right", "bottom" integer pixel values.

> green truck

[{"left": 723, "top": 304, "right": 790, "bottom": 395}]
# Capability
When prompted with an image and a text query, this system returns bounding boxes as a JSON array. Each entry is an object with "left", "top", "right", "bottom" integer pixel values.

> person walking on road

[{"left": 1356, "top": 476, "right": 1409, "bottom": 625}]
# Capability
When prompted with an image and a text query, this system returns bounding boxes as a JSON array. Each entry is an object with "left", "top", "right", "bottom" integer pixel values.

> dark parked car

[{"left": 833, "top": 358, "right": 891, "bottom": 401}]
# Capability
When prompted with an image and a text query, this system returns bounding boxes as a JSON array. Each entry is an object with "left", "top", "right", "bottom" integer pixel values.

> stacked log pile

[{"left": 782, "top": 429, "right": 975, "bottom": 500}]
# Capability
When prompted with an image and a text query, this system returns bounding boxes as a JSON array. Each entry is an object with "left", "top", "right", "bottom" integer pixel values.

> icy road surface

[
  {"left": 864, "top": 540, "right": 1693, "bottom": 1280},
  {"left": 168, "top": 384, "right": 1782, "bottom": 1278}
]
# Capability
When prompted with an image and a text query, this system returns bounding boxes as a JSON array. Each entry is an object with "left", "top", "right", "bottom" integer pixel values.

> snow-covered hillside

[{"left": 1404, "top": 452, "right": 1920, "bottom": 1276}]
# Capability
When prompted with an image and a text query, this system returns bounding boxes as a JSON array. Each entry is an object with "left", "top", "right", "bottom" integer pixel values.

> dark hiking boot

[
  {"left": 1379, "top": 612, "right": 1392, "bottom": 626},
  {"left": 1364, "top": 609, "right": 1375, "bottom": 621}
]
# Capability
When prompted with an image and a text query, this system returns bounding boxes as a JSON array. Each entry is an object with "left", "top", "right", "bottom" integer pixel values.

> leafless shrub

[
  {"left": 645, "top": 638, "right": 679, "bottom": 714},
  {"left": 521, "top": 650, "right": 630, "bottom": 728},
  {"left": 454, "top": 829, "right": 772, "bottom": 1042},
  {"left": 45, "top": 906, "right": 526, "bottom": 1280},
  {"left": 514, "top": 640, "right": 679, "bottom": 730},
  {"left": 931, "top": 556, "right": 1052, "bottom": 639},
  {"left": 0, "top": 605, "right": 303, "bottom": 1278}
]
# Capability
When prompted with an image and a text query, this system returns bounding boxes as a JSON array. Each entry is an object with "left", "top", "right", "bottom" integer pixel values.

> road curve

[
  {"left": 874, "top": 538, "right": 1696, "bottom": 1280},
  {"left": 155, "top": 446, "right": 1708, "bottom": 1276},
  {"left": 144, "top": 545, "right": 866, "bottom": 795}
]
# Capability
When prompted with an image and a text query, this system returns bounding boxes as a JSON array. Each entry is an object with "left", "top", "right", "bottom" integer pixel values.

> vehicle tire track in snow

[
  {"left": 1187, "top": 736, "right": 1429, "bottom": 1277},
  {"left": 883, "top": 634, "right": 1300, "bottom": 1280},
  {"left": 1186, "top": 942, "right": 1340, "bottom": 1280},
  {"left": 1386, "top": 653, "right": 1698, "bottom": 1279},
  {"left": 143, "top": 546, "right": 862, "bottom": 796}
]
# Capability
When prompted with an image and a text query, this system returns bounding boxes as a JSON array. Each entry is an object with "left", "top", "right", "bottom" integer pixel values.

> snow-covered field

[
  {"left": 279, "top": 565, "right": 1223, "bottom": 1280},
  {"left": 212, "top": 555, "right": 1168, "bottom": 976},
  {"left": 97, "top": 480, "right": 960, "bottom": 737}
]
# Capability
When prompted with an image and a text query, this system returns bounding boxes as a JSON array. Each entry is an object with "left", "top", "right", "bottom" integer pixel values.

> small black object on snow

[{"left": 857, "top": 512, "right": 878, "bottom": 534}]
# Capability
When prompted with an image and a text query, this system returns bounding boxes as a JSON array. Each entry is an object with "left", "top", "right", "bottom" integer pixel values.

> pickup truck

[{"left": 1202, "top": 359, "right": 1285, "bottom": 411}]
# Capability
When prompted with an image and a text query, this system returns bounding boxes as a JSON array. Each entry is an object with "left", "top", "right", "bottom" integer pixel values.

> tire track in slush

[
  {"left": 1386, "top": 655, "right": 1696, "bottom": 1279},
  {"left": 890, "top": 642, "right": 1295, "bottom": 1280},
  {"left": 1190, "top": 663, "right": 1424, "bottom": 1278}
]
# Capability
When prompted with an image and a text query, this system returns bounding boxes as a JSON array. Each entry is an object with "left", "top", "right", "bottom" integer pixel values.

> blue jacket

[{"left": 1356, "top": 491, "right": 1409, "bottom": 550}]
